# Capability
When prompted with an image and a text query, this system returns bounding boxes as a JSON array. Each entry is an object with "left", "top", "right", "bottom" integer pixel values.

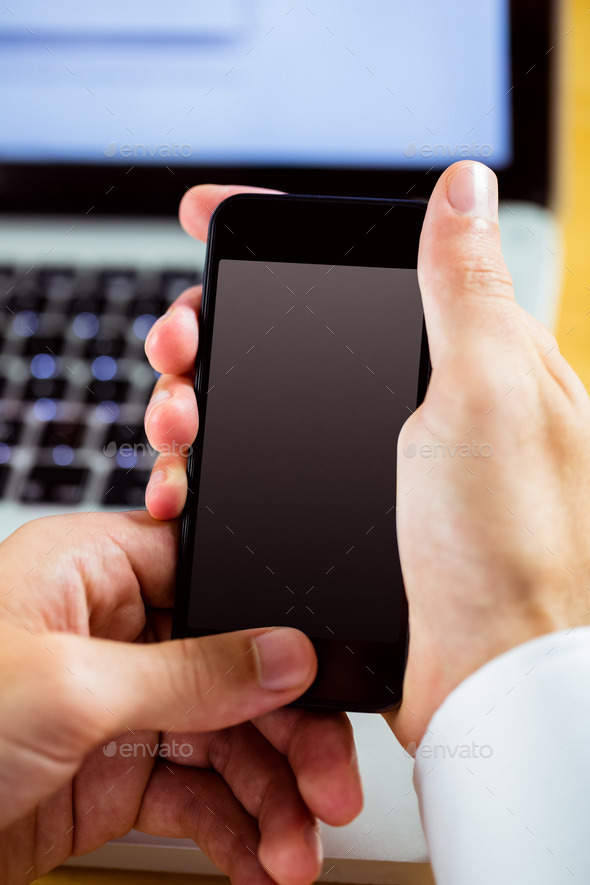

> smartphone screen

[{"left": 175, "top": 195, "right": 428, "bottom": 711}]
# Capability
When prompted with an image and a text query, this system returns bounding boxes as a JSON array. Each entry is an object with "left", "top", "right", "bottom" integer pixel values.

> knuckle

[
  {"left": 452, "top": 251, "right": 514, "bottom": 299},
  {"left": 179, "top": 779, "right": 258, "bottom": 875},
  {"left": 207, "top": 727, "right": 235, "bottom": 773},
  {"left": 225, "top": 829, "right": 260, "bottom": 880},
  {"left": 169, "top": 633, "right": 258, "bottom": 712},
  {"left": 208, "top": 631, "right": 259, "bottom": 685},
  {"left": 464, "top": 264, "right": 514, "bottom": 298},
  {"left": 173, "top": 637, "right": 216, "bottom": 703},
  {"left": 177, "top": 782, "right": 224, "bottom": 864}
]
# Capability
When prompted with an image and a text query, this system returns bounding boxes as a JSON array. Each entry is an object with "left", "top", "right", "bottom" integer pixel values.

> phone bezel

[{"left": 172, "top": 193, "right": 430, "bottom": 713}]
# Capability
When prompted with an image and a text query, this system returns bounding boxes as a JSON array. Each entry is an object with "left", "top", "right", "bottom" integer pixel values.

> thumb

[
  {"left": 49, "top": 627, "right": 317, "bottom": 747},
  {"left": 0, "top": 625, "right": 316, "bottom": 829},
  {"left": 418, "top": 161, "right": 527, "bottom": 369}
]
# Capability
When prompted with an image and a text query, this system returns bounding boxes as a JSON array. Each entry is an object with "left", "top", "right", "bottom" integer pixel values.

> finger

[
  {"left": 172, "top": 723, "right": 322, "bottom": 885},
  {"left": 96, "top": 510, "right": 179, "bottom": 608},
  {"left": 145, "top": 285, "right": 202, "bottom": 376},
  {"left": 135, "top": 762, "right": 274, "bottom": 885},
  {"left": 254, "top": 708, "right": 363, "bottom": 827},
  {"left": 145, "top": 450, "right": 188, "bottom": 521},
  {"left": 50, "top": 626, "right": 317, "bottom": 748},
  {"left": 179, "top": 184, "right": 283, "bottom": 243},
  {"left": 0, "top": 510, "right": 178, "bottom": 613},
  {"left": 144, "top": 374, "right": 198, "bottom": 452},
  {"left": 70, "top": 728, "right": 158, "bottom": 853},
  {"left": 418, "top": 161, "right": 533, "bottom": 370}
]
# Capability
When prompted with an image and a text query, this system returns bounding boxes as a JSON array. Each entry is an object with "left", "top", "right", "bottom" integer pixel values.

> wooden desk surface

[
  {"left": 35, "top": 1, "right": 590, "bottom": 883},
  {"left": 37, "top": 865, "right": 435, "bottom": 885},
  {"left": 37, "top": 872, "right": 225, "bottom": 885}
]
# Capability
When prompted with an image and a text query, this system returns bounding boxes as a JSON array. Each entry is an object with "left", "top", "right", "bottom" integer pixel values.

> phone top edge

[
  {"left": 206, "top": 193, "right": 426, "bottom": 271},
  {"left": 209, "top": 191, "right": 428, "bottom": 220}
]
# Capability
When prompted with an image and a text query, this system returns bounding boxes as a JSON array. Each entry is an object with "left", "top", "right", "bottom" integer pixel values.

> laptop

[{"left": 0, "top": 0, "right": 560, "bottom": 880}]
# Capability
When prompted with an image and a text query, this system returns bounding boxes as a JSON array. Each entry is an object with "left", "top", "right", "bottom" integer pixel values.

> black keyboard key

[
  {"left": 84, "top": 335, "right": 125, "bottom": 358},
  {"left": 161, "top": 271, "right": 201, "bottom": 301},
  {"left": 101, "top": 271, "right": 136, "bottom": 300},
  {"left": 101, "top": 469, "right": 151, "bottom": 506},
  {"left": 68, "top": 294, "right": 105, "bottom": 316},
  {"left": 6, "top": 290, "right": 46, "bottom": 314},
  {"left": 104, "top": 422, "right": 146, "bottom": 448},
  {"left": 85, "top": 380, "right": 128, "bottom": 403},
  {"left": 23, "top": 335, "right": 63, "bottom": 356},
  {"left": 0, "top": 419, "right": 22, "bottom": 445},
  {"left": 0, "top": 266, "right": 14, "bottom": 294},
  {"left": 40, "top": 421, "right": 84, "bottom": 449},
  {"left": 24, "top": 378, "right": 67, "bottom": 400},
  {"left": 103, "top": 422, "right": 148, "bottom": 457},
  {"left": 38, "top": 269, "right": 75, "bottom": 299},
  {"left": 0, "top": 464, "right": 10, "bottom": 497},
  {"left": 21, "top": 466, "right": 88, "bottom": 504},
  {"left": 128, "top": 296, "right": 165, "bottom": 318},
  {"left": 134, "top": 272, "right": 161, "bottom": 298},
  {"left": 102, "top": 422, "right": 149, "bottom": 460}
]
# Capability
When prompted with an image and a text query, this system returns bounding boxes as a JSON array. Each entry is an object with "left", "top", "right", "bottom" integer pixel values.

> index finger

[
  {"left": 179, "top": 184, "right": 283, "bottom": 243},
  {"left": 254, "top": 707, "right": 363, "bottom": 827}
]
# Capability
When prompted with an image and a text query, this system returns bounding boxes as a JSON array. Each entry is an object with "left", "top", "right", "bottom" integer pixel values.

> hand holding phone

[{"left": 172, "top": 192, "right": 428, "bottom": 711}]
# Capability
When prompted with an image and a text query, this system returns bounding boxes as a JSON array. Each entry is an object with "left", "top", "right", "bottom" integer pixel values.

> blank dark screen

[{"left": 188, "top": 259, "right": 423, "bottom": 643}]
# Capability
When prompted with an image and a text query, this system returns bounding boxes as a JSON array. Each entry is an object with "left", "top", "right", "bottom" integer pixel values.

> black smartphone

[{"left": 173, "top": 193, "right": 429, "bottom": 712}]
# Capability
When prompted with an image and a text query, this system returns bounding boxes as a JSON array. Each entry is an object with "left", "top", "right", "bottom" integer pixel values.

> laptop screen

[{"left": 0, "top": 0, "right": 511, "bottom": 170}]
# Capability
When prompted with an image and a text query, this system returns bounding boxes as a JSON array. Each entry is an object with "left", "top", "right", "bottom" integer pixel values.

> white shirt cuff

[{"left": 414, "top": 626, "right": 590, "bottom": 883}]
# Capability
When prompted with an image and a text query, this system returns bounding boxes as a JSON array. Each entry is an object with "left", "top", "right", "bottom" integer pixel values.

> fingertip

[
  {"left": 306, "top": 768, "right": 363, "bottom": 827},
  {"left": 444, "top": 161, "right": 498, "bottom": 223},
  {"left": 253, "top": 628, "right": 317, "bottom": 693},
  {"left": 179, "top": 184, "right": 229, "bottom": 240},
  {"left": 144, "top": 323, "right": 169, "bottom": 375},
  {"left": 258, "top": 824, "right": 323, "bottom": 885},
  {"left": 145, "top": 469, "right": 187, "bottom": 521},
  {"left": 297, "top": 718, "right": 364, "bottom": 826},
  {"left": 145, "top": 304, "right": 199, "bottom": 376},
  {"left": 144, "top": 388, "right": 198, "bottom": 453},
  {"left": 179, "top": 184, "right": 285, "bottom": 242}
]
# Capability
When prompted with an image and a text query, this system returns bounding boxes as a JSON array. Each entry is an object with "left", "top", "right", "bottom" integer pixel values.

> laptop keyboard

[{"left": 0, "top": 266, "right": 201, "bottom": 508}]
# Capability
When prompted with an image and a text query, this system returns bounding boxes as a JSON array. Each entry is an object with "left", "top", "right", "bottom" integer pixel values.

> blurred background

[
  {"left": 0, "top": 0, "right": 564, "bottom": 542},
  {"left": 1, "top": 0, "right": 589, "bottom": 882}
]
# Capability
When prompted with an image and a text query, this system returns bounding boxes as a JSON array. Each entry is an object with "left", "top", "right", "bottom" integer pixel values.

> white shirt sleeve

[{"left": 413, "top": 626, "right": 590, "bottom": 883}]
